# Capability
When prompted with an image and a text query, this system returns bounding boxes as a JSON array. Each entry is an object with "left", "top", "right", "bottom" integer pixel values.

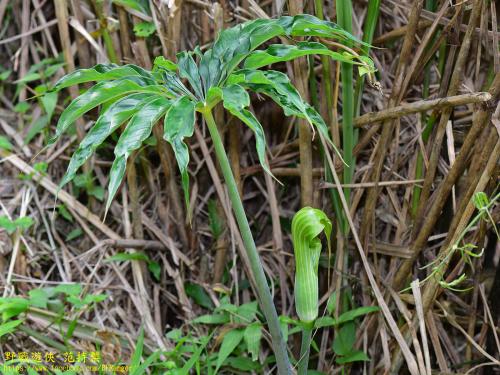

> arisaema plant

[
  {"left": 292, "top": 207, "right": 332, "bottom": 374},
  {"left": 48, "top": 14, "right": 374, "bottom": 374}
]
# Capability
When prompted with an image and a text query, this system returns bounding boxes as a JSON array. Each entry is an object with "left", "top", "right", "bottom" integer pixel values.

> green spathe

[{"left": 292, "top": 207, "right": 332, "bottom": 323}]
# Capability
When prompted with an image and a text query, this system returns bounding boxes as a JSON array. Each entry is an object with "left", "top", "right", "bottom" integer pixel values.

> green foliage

[
  {"left": 243, "top": 41, "right": 370, "bottom": 69},
  {"left": 65, "top": 228, "right": 83, "bottom": 241},
  {"left": 0, "top": 283, "right": 107, "bottom": 347},
  {"left": 15, "top": 56, "right": 64, "bottom": 85},
  {"left": 133, "top": 21, "right": 156, "bottom": 37},
  {"left": 313, "top": 306, "right": 380, "bottom": 328},
  {"left": 112, "top": 0, "right": 150, "bottom": 15},
  {"left": 207, "top": 199, "right": 224, "bottom": 239},
  {"left": 216, "top": 329, "right": 245, "bottom": 372},
  {"left": 333, "top": 322, "right": 355, "bottom": 356},
  {"left": 163, "top": 95, "right": 196, "bottom": 210},
  {"left": 244, "top": 322, "right": 263, "bottom": 361},
  {"left": 105, "top": 252, "right": 161, "bottom": 281},
  {"left": 0, "top": 135, "right": 13, "bottom": 151},
  {"left": 0, "top": 68, "right": 11, "bottom": 81},
  {"left": 416, "top": 191, "right": 499, "bottom": 292},
  {"left": 185, "top": 282, "right": 214, "bottom": 310},
  {"left": 49, "top": 14, "right": 374, "bottom": 216},
  {"left": 14, "top": 102, "right": 29, "bottom": 114},
  {"left": 0, "top": 319, "right": 23, "bottom": 338},
  {"left": 171, "top": 296, "right": 265, "bottom": 372},
  {"left": 0, "top": 216, "right": 34, "bottom": 234},
  {"left": 332, "top": 322, "right": 369, "bottom": 364}
]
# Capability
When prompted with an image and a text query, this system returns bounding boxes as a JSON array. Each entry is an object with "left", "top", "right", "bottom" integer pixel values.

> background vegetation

[{"left": 0, "top": 0, "right": 498, "bottom": 374}]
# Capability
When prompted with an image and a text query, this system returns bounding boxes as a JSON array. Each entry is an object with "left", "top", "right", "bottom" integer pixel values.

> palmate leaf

[
  {"left": 50, "top": 77, "right": 165, "bottom": 144},
  {"left": 199, "top": 14, "right": 370, "bottom": 92},
  {"left": 59, "top": 93, "right": 156, "bottom": 188},
  {"left": 49, "top": 13, "right": 373, "bottom": 223},
  {"left": 106, "top": 96, "right": 171, "bottom": 213},
  {"left": 163, "top": 95, "right": 196, "bottom": 210},
  {"left": 292, "top": 207, "right": 332, "bottom": 323}
]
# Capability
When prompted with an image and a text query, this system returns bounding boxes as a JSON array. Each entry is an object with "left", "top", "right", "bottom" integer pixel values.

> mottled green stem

[
  {"left": 298, "top": 326, "right": 312, "bottom": 375},
  {"left": 202, "top": 108, "right": 291, "bottom": 375}
]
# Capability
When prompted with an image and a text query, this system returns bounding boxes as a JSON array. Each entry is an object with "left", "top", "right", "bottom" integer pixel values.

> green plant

[
  {"left": 414, "top": 190, "right": 499, "bottom": 292},
  {"left": 48, "top": 14, "right": 374, "bottom": 374},
  {"left": 0, "top": 216, "right": 33, "bottom": 235},
  {"left": 105, "top": 252, "right": 162, "bottom": 281},
  {"left": 0, "top": 283, "right": 107, "bottom": 351},
  {"left": 158, "top": 296, "right": 266, "bottom": 373}
]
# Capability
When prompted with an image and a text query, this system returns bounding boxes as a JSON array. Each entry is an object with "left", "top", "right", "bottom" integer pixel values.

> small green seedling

[
  {"left": 416, "top": 191, "right": 499, "bottom": 292},
  {"left": 0, "top": 216, "right": 33, "bottom": 235}
]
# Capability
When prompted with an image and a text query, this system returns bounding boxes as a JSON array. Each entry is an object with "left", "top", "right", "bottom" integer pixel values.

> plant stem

[
  {"left": 336, "top": 0, "right": 354, "bottom": 235},
  {"left": 354, "top": 0, "right": 380, "bottom": 116},
  {"left": 298, "top": 326, "right": 312, "bottom": 375},
  {"left": 202, "top": 108, "right": 291, "bottom": 375}
]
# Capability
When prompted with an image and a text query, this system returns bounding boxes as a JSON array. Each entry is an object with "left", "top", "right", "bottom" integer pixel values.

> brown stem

[
  {"left": 126, "top": 154, "right": 144, "bottom": 240},
  {"left": 117, "top": 6, "right": 132, "bottom": 61},
  {"left": 289, "top": 0, "right": 313, "bottom": 207},
  {"left": 413, "top": 0, "right": 482, "bottom": 229},
  {"left": 354, "top": 92, "right": 491, "bottom": 128},
  {"left": 54, "top": 0, "right": 85, "bottom": 142},
  {"left": 69, "top": 0, "right": 91, "bottom": 68},
  {"left": 359, "top": 0, "right": 425, "bottom": 245}
]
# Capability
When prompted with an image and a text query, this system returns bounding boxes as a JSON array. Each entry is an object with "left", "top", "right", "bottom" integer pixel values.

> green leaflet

[
  {"left": 228, "top": 69, "right": 314, "bottom": 121},
  {"left": 163, "top": 95, "right": 196, "bottom": 210},
  {"left": 226, "top": 109, "right": 271, "bottom": 177},
  {"left": 199, "top": 19, "right": 279, "bottom": 89},
  {"left": 106, "top": 154, "right": 127, "bottom": 215},
  {"left": 114, "top": 96, "right": 171, "bottom": 157},
  {"left": 284, "top": 14, "right": 363, "bottom": 42},
  {"left": 244, "top": 42, "right": 366, "bottom": 71},
  {"left": 292, "top": 207, "right": 332, "bottom": 323},
  {"left": 50, "top": 77, "right": 164, "bottom": 144},
  {"left": 153, "top": 56, "right": 177, "bottom": 72},
  {"left": 208, "top": 84, "right": 273, "bottom": 179},
  {"left": 244, "top": 323, "right": 263, "bottom": 361},
  {"left": 333, "top": 322, "right": 356, "bottom": 356},
  {"left": 105, "top": 96, "right": 171, "bottom": 213},
  {"left": 228, "top": 69, "right": 342, "bottom": 160},
  {"left": 216, "top": 328, "right": 245, "bottom": 372},
  {"left": 59, "top": 94, "right": 156, "bottom": 189},
  {"left": 53, "top": 64, "right": 155, "bottom": 90},
  {"left": 177, "top": 51, "right": 204, "bottom": 99}
]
